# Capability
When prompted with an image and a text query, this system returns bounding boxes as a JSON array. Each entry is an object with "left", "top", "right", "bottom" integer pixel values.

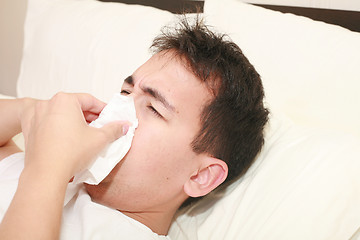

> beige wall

[{"left": 0, "top": 0, "right": 27, "bottom": 97}]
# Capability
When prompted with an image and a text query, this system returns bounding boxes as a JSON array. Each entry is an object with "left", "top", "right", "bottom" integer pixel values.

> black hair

[{"left": 151, "top": 16, "right": 269, "bottom": 207}]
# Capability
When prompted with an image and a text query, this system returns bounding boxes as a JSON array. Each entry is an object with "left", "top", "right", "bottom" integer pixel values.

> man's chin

[
  {"left": 84, "top": 182, "right": 119, "bottom": 210},
  {"left": 84, "top": 182, "right": 103, "bottom": 201}
]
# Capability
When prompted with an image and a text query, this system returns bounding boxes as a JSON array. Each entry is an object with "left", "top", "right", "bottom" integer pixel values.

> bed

[{"left": 3, "top": 0, "right": 360, "bottom": 239}]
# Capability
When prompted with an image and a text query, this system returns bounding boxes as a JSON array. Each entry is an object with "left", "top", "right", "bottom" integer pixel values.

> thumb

[{"left": 98, "top": 121, "right": 130, "bottom": 144}]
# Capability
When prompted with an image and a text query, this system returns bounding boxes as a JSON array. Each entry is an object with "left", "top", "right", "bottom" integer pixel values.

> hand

[
  {"left": 0, "top": 92, "right": 129, "bottom": 240},
  {"left": 22, "top": 92, "right": 129, "bottom": 180}
]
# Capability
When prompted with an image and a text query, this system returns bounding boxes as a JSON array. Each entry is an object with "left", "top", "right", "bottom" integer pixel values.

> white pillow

[
  {"left": 169, "top": 113, "right": 360, "bottom": 239},
  {"left": 17, "top": 0, "right": 175, "bottom": 102},
  {"left": 0, "top": 94, "right": 15, "bottom": 100},
  {"left": 203, "top": 0, "right": 360, "bottom": 138},
  {"left": 169, "top": 1, "right": 360, "bottom": 239}
]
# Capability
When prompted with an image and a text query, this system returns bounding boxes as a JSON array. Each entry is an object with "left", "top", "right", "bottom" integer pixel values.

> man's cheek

[
  {"left": 130, "top": 126, "right": 163, "bottom": 155},
  {"left": 137, "top": 120, "right": 166, "bottom": 140}
]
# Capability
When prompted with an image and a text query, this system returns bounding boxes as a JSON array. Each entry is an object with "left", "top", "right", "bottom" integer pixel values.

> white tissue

[{"left": 73, "top": 93, "right": 138, "bottom": 185}]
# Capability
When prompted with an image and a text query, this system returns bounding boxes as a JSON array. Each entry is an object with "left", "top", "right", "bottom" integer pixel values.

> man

[{"left": 0, "top": 18, "right": 268, "bottom": 239}]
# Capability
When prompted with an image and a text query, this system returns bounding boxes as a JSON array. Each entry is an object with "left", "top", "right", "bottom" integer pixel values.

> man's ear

[{"left": 184, "top": 156, "right": 228, "bottom": 198}]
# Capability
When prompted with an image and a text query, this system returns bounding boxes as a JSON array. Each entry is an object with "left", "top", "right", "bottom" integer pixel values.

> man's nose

[{"left": 130, "top": 93, "right": 141, "bottom": 120}]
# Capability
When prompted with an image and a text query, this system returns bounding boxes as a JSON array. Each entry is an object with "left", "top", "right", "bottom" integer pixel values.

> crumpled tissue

[{"left": 72, "top": 93, "right": 138, "bottom": 185}]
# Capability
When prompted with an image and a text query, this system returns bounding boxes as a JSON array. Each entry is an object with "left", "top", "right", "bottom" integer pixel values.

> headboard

[{"left": 99, "top": 0, "right": 360, "bottom": 32}]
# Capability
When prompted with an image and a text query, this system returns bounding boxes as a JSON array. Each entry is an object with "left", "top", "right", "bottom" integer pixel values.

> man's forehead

[
  {"left": 139, "top": 50, "right": 217, "bottom": 97},
  {"left": 127, "top": 50, "right": 213, "bottom": 108},
  {"left": 130, "top": 53, "right": 182, "bottom": 85}
]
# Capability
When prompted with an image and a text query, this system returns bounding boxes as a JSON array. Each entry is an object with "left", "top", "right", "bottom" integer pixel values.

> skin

[
  {"left": 86, "top": 51, "right": 228, "bottom": 235},
  {"left": 0, "top": 50, "right": 228, "bottom": 238},
  {"left": 0, "top": 94, "right": 128, "bottom": 239}
]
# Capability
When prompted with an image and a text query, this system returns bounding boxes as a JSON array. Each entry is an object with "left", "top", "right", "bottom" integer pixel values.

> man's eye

[
  {"left": 120, "top": 90, "right": 131, "bottom": 95},
  {"left": 147, "top": 106, "right": 163, "bottom": 119}
]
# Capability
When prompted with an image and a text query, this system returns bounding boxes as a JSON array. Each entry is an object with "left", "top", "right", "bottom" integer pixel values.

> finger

[
  {"left": 97, "top": 121, "right": 130, "bottom": 144},
  {"left": 83, "top": 111, "right": 100, "bottom": 123},
  {"left": 74, "top": 93, "right": 107, "bottom": 114}
]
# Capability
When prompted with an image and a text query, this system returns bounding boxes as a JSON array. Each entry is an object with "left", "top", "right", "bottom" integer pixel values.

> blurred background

[
  {"left": 0, "top": 0, "right": 27, "bottom": 96},
  {"left": 1, "top": 0, "right": 359, "bottom": 97}
]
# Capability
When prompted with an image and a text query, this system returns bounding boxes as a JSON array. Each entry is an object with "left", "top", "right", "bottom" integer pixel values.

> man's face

[{"left": 85, "top": 51, "right": 212, "bottom": 212}]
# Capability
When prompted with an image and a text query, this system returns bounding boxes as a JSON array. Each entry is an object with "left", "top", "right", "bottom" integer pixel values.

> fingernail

[{"left": 122, "top": 125, "right": 129, "bottom": 135}]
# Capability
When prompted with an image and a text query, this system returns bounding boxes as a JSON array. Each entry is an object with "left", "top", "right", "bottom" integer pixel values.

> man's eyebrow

[
  {"left": 124, "top": 75, "right": 176, "bottom": 112},
  {"left": 124, "top": 76, "right": 134, "bottom": 86},
  {"left": 142, "top": 86, "right": 176, "bottom": 112}
]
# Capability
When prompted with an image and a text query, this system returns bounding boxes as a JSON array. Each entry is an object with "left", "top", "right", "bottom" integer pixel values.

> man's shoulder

[
  {"left": 0, "top": 151, "right": 24, "bottom": 222},
  {"left": 0, "top": 151, "right": 24, "bottom": 176}
]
